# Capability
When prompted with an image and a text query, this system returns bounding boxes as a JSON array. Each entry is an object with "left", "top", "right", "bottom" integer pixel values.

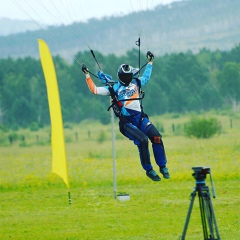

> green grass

[{"left": 0, "top": 113, "right": 240, "bottom": 239}]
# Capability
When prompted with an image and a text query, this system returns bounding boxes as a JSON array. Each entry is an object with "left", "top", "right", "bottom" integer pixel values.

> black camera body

[{"left": 192, "top": 166, "right": 211, "bottom": 183}]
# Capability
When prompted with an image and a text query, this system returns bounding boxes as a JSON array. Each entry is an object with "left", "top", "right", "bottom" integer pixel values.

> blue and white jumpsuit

[{"left": 85, "top": 63, "right": 167, "bottom": 171}]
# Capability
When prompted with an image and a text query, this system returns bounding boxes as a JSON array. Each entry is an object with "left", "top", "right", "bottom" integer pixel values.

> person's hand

[
  {"left": 82, "top": 64, "right": 89, "bottom": 74},
  {"left": 146, "top": 51, "right": 154, "bottom": 62}
]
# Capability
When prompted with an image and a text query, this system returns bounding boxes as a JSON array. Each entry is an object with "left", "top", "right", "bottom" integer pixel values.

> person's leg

[
  {"left": 120, "top": 121, "right": 151, "bottom": 170},
  {"left": 146, "top": 124, "right": 167, "bottom": 167},
  {"left": 119, "top": 121, "right": 160, "bottom": 181},
  {"left": 140, "top": 118, "right": 170, "bottom": 179}
]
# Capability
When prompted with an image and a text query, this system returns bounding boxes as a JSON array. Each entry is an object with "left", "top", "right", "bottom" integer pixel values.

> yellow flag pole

[{"left": 38, "top": 39, "right": 71, "bottom": 204}]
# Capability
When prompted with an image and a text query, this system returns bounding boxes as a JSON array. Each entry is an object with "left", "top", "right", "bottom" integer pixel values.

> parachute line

[{"left": 10, "top": 0, "right": 91, "bottom": 65}]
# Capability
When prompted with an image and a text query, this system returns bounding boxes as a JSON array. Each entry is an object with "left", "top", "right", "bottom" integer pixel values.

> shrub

[
  {"left": 184, "top": 117, "right": 221, "bottom": 138},
  {"left": 30, "top": 122, "right": 39, "bottom": 131}
]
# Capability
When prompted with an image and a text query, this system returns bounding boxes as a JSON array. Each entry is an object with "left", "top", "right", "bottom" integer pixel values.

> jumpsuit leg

[
  {"left": 140, "top": 118, "right": 167, "bottom": 168},
  {"left": 119, "top": 122, "right": 153, "bottom": 171}
]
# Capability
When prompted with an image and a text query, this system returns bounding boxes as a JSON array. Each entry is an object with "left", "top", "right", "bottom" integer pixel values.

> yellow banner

[{"left": 38, "top": 39, "right": 70, "bottom": 188}]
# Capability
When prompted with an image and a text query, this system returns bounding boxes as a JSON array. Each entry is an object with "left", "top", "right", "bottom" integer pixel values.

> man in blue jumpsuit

[{"left": 82, "top": 51, "right": 170, "bottom": 181}]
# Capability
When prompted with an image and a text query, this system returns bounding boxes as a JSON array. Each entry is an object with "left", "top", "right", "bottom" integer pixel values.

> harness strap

[
  {"left": 107, "top": 79, "right": 145, "bottom": 117},
  {"left": 108, "top": 84, "right": 122, "bottom": 117}
]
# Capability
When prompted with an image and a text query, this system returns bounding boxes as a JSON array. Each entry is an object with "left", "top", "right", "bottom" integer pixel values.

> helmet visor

[
  {"left": 118, "top": 64, "right": 133, "bottom": 86},
  {"left": 118, "top": 73, "right": 133, "bottom": 86}
]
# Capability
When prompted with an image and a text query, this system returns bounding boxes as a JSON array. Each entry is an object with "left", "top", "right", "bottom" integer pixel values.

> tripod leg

[
  {"left": 180, "top": 188, "right": 197, "bottom": 240},
  {"left": 200, "top": 186, "right": 221, "bottom": 240},
  {"left": 203, "top": 193, "right": 221, "bottom": 239},
  {"left": 198, "top": 192, "right": 209, "bottom": 239},
  {"left": 209, "top": 198, "right": 221, "bottom": 239}
]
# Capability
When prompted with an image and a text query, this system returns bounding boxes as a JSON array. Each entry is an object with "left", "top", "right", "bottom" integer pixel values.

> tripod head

[
  {"left": 192, "top": 166, "right": 210, "bottom": 182},
  {"left": 192, "top": 166, "right": 216, "bottom": 198}
]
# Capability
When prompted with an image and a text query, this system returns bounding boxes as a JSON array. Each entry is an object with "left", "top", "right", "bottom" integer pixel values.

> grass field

[{"left": 0, "top": 112, "right": 240, "bottom": 239}]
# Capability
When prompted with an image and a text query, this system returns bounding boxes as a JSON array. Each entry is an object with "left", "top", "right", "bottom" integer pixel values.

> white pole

[{"left": 110, "top": 98, "right": 117, "bottom": 199}]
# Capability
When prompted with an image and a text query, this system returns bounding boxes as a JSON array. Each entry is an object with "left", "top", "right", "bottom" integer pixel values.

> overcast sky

[{"left": 1, "top": 0, "right": 181, "bottom": 25}]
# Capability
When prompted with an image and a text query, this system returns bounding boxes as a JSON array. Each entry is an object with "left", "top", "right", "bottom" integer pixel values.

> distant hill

[
  {"left": 0, "top": 0, "right": 240, "bottom": 61},
  {"left": 0, "top": 18, "right": 41, "bottom": 36}
]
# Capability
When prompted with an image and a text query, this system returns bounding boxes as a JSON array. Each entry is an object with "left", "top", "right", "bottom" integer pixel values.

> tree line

[{"left": 0, "top": 44, "right": 240, "bottom": 129}]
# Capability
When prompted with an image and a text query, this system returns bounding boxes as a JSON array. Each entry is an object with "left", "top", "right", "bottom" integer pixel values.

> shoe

[
  {"left": 160, "top": 167, "right": 170, "bottom": 179},
  {"left": 146, "top": 169, "right": 161, "bottom": 181}
]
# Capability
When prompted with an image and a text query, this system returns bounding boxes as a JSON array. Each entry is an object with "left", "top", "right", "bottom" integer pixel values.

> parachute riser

[{"left": 135, "top": 37, "right": 141, "bottom": 76}]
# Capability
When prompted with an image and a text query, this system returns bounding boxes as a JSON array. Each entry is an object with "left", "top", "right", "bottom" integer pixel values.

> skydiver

[{"left": 81, "top": 51, "right": 170, "bottom": 181}]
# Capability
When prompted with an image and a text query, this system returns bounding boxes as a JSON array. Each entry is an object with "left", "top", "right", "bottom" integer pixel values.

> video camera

[
  {"left": 192, "top": 167, "right": 210, "bottom": 181},
  {"left": 192, "top": 166, "right": 216, "bottom": 198}
]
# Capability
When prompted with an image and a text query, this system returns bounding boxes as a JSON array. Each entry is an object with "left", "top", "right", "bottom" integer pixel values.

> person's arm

[
  {"left": 82, "top": 65, "right": 109, "bottom": 95},
  {"left": 139, "top": 51, "right": 154, "bottom": 86},
  {"left": 85, "top": 72, "right": 97, "bottom": 94}
]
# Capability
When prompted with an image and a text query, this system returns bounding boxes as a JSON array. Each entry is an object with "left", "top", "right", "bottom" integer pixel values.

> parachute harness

[{"left": 107, "top": 78, "right": 145, "bottom": 119}]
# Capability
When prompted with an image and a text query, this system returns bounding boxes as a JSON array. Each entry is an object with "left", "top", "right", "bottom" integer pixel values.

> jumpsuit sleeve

[
  {"left": 85, "top": 75, "right": 110, "bottom": 96},
  {"left": 139, "top": 63, "right": 153, "bottom": 86}
]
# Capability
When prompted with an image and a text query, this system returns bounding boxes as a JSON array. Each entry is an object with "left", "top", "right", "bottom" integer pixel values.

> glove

[
  {"left": 97, "top": 71, "right": 113, "bottom": 84},
  {"left": 146, "top": 51, "right": 154, "bottom": 62},
  {"left": 82, "top": 64, "right": 89, "bottom": 74}
]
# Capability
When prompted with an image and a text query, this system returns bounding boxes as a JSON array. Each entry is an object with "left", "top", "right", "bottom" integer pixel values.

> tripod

[{"left": 180, "top": 167, "right": 221, "bottom": 240}]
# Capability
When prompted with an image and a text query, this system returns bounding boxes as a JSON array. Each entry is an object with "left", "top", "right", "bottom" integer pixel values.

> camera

[{"left": 192, "top": 166, "right": 211, "bottom": 182}]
